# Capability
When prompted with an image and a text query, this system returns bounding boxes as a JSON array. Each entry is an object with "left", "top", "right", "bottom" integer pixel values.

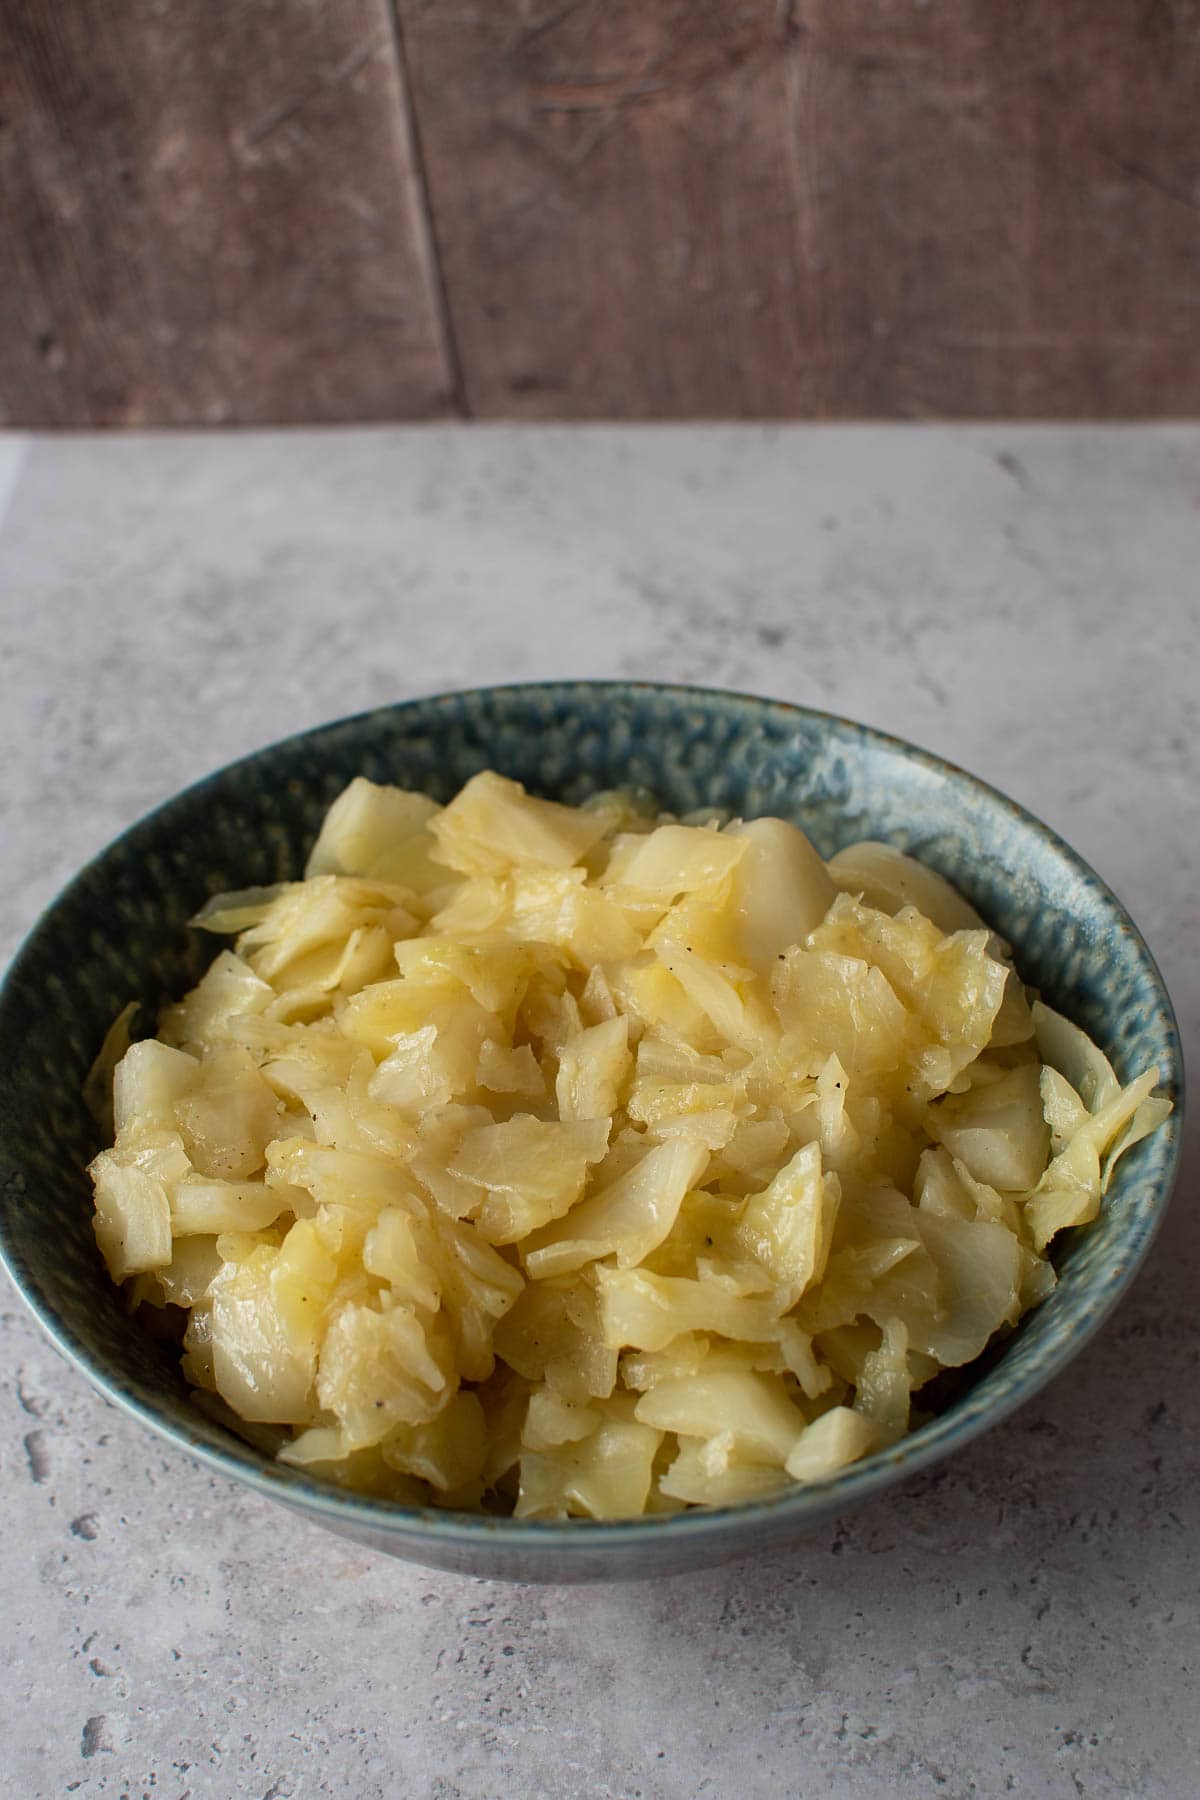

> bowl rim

[{"left": 0, "top": 680, "right": 1186, "bottom": 1554}]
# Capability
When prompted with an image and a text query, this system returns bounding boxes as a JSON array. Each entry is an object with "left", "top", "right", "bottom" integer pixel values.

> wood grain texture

[
  {"left": 397, "top": 0, "right": 1200, "bottom": 418},
  {"left": 397, "top": 0, "right": 818, "bottom": 418},
  {"left": 0, "top": 0, "right": 456, "bottom": 425},
  {"left": 789, "top": 0, "right": 1200, "bottom": 417},
  {"left": 2, "top": 0, "right": 1199, "bottom": 422}
]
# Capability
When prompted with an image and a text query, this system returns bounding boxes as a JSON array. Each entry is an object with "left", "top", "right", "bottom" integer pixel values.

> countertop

[{"left": 0, "top": 426, "right": 1196, "bottom": 1800}]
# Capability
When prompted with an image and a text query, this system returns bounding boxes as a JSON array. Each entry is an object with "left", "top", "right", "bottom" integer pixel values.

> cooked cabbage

[{"left": 88, "top": 770, "right": 1172, "bottom": 1518}]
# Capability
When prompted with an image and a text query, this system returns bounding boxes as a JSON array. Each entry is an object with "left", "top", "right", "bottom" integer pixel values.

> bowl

[{"left": 0, "top": 683, "right": 1184, "bottom": 1582}]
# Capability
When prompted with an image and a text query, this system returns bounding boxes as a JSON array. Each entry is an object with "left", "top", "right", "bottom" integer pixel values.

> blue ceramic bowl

[{"left": 0, "top": 684, "right": 1184, "bottom": 1582}]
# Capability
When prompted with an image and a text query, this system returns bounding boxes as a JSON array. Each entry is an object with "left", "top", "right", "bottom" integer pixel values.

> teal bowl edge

[{"left": 0, "top": 681, "right": 1186, "bottom": 1582}]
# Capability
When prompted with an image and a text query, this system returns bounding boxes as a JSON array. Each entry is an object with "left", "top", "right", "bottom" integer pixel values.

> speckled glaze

[{"left": 0, "top": 684, "right": 1184, "bottom": 1583}]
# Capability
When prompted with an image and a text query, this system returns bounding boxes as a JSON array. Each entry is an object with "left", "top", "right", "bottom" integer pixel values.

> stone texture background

[{"left": 0, "top": 425, "right": 1196, "bottom": 1797}]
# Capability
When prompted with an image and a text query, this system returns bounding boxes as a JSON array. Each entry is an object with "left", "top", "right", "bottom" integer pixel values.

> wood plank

[
  {"left": 788, "top": 0, "right": 1200, "bottom": 418},
  {"left": 398, "top": 0, "right": 1200, "bottom": 418},
  {"left": 398, "top": 0, "right": 820, "bottom": 419},
  {"left": 0, "top": 0, "right": 456, "bottom": 426}
]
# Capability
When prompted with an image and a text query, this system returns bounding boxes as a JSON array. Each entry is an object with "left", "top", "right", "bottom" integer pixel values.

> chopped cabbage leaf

[{"left": 87, "top": 771, "right": 1172, "bottom": 1519}]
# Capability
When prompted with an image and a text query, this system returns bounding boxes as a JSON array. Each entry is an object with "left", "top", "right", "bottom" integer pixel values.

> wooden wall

[{"left": 3, "top": 0, "right": 1199, "bottom": 424}]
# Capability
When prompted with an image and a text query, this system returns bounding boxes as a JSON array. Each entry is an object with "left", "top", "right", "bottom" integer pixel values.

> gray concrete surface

[{"left": 0, "top": 426, "right": 1196, "bottom": 1800}]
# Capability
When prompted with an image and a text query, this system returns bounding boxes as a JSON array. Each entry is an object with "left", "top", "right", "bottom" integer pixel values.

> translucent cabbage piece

[
  {"left": 478, "top": 1039, "right": 545, "bottom": 1098},
  {"left": 87, "top": 768, "right": 1172, "bottom": 1519},
  {"left": 191, "top": 885, "right": 292, "bottom": 935},
  {"left": 595, "top": 1267, "right": 786, "bottom": 1353},
  {"left": 659, "top": 1441, "right": 792, "bottom": 1507},
  {"left": 147, "top": 1234, "right": 223, "bottom": 1309},
  {"left": 556, "top": 1016, "right": 631, "bottom": 1122},
  {"left": 737, "top": 1142, "right": 841, "bottom": 1301},
  {"left": 1024, "top": 1066, "right": 1163, "bottom": 1251},
  {"left": 114, "top": 1039, "right": 199, "bottom": 1135},
  {"left": 808, "top": 897, "right": 1008, "bottom": 1102},
  {"left": 1103, "top": 1097, "right": 1172, "bottom": 1191},
  {"left": 229, "top": 878, "right": 419, "bottom": 983},
  {"left": 431, "top": 770, "right": 610, "bottom": 876},
  {"left": 1032, "top": 1001, "right": 1121, "bottom": 1111},
  {"left": 785, "top": 1406, "right": 879, "bottom": 1482},
  {"left": 494, "top": 1278, "right": 617, "bottom": 1402},
  {"left": 449, "top": 1115, "right": 611, "bottom": 1244},
  {"left": 171, "top": 1177, "right": 292, "bottom": 1236},
  {"left": 523, "top": 1138, "right": 709, "bottom": 1279},
  {"left": 827, "top": 841, "right": 987, "bottom": 936},
  {"left": 601, "top": 823, "right": 746, "bottom": 900},
  {"left": 853, "top": 1317, "right": 911, "bottom": 1442},
  {"left": 726, "top": 816, "right": 837, "bottom": 972},
  {"left": 305, "top": 778, "right": 441, "bottom": 886},
  {"left": 427, "top": 1211, "right": 525, "bottom": 1382},
  {"left": 508, "top": 869, "right": 644, "bottom": 968},
  {"left": 773, "top": 946, "right": 909, "bottom": 1080},
  {"left": 515, "top": 1407, "right": 662, "bottom": 1519},
  {"left": 633, "top": 1369, "right": 806, "bottom": 1466},
  {"left": 209, "top": 1245, "right": 322, "bottom": 1425},
  {"left": 651, "top": 938, "right": 768, "bottom": 1051},
  {"left": 159, "top": 950, "right": 274, "bottom": 1049},
  {"left": 175, "top": 1046, "right": 282, "bottom": 1181},
  {"left": 522, "top": 1386, "right": 601, "bottom": 1451},
  {"left": 926, "top": 1063, "right": 1049, "bottom": 1191},
  {"left": 316, "top": 1302, "right": 455, "bottom": 1448},
  {"left": 90, "top": 1131, "right": 189, "bottom": 1281},
  {"left": 911, "top": 1211, "right": 1022, "bottom": 1366},
  {"left": 383, "top": 1390, "right": 488, "bottom": 1494},
  {"left": 1040, "top": 1066, "right": 1091, "bottom": 1157}
]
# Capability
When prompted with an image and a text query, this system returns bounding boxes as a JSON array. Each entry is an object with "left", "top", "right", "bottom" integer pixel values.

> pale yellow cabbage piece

[
  {"left": 1033, "top": 1000, "right": 1122, "bottom": 1111},
  {"left": 1024, "top": 1066, "right": 1163, "bottom": 1251},
  {"left": 508, "top": 868, "right": 644, "bottom": 968},
  {"left": 659, "top": 1441, "right": 793, "bottom": 1508},
  {"left": 159, "top": 950, "right": 275, "bottom": 1050},
  {"left": 601, "top": 822, "right": 745, "bottom": 900},
  {"left": 522, "top": 1386, "right": 601, "bottom": 1450},
  {"left": 726, "top": 817, "right": 838, "bottom": 972},
  {"left": 448, "top": 1115, "right": 610, "bottom": 1244},
  {"left": 175, "top": 1046, "right": 282, "bottom": 1180},
  {"left": 927, "top": 1063, "right": 1050, "bottom": 1191},
  {"left": 595, "top": 1266, "right": 788, "bottom": 1353},
  {"left": 1040, "top": 1065, "right": 1091, "bottom": 1156},
  {"left": 495, "top": 1277, "right": 618, "bottom": 1404},
  {"left": 209, "top": 1241, "right": 325, "bottom": 1424},
  {"left": 145, "top": 1234, "right": 224, "bottom": 1308},
  {"left": 305, "top": 777, "right": 441, "bottom": 888},
  {"left": 171, "top": 1177, "right": 293, "bottom": 1236},
  {"left": 87, "top": 770, "right": 1172, "bottom": 1519},
  {"left": 736, "top": 1142, "right": 840, "bottom": 1300},
  {"left": 113, "top": 1039, "right": 199, "bottom": 1135},
  {"left": 826, "top": 841, "right": 986, "bottom": 935},
  {"left": 382, "top": 1389, "right": 488, "bottom": 1496},
  {"left": 785, "top": 1407, "right": 879, "bottom": 1481},
  {"left": 478, "top": 1039, "right": 545, "bottom": 1098},
  {"left": 853, "top": 1317, "right": 912, "bottom": 1442},
  {"left": 91, "top": 1131, "right": 188, "bottom": 1281},
  {"left": 317, "top": 1302, "right": 456, "bottom": 1448},
  {"left": 431, "top": 770, "right": 609, "bottom": 876},
  {"left": 556, "top": 1016, "right": 631, "bottom": 1121},
  {"left": 633, "top": 1368, "right": 807, "bottom": 1466},
  {"left": 515, "top": 1402, "right": 662, "bottom": 1519},
  {"left": 523, "top": 1138, "right": 708, "bottom": 1279}
]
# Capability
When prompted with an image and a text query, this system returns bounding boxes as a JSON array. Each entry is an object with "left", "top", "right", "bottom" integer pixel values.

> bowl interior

[{"left": 0, "top": 684, "right": 1184, "bottom": 1577}]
